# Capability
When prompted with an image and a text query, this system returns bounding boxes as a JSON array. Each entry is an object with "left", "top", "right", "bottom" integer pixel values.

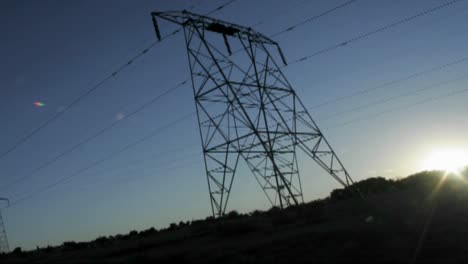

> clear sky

[{"left": 1, "top": 0, "right": 468, "bottom": 250}]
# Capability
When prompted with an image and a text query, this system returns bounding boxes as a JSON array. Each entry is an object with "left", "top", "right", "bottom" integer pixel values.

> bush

[
  {"left": 225, "top": 210, "right": 240, "bottom": 219},
  {"left": 249, "top": 210, "right": 263, "bottom": 217},
  {"left": 204, "top": 216, "right": 215, "bottom": 222},
  {"left": 42, "top": 245, "right": 54, "bottom": 253},
  {"left": 62, "top": 241, "right": 87, "bottom": 250},
  {"left": 12, "top": 247, "right": 24, "bottom": 257},
  {"left": 330, "top": 188, "right": 352, "bottom": 201},
  {"left": 330, "top": 177, "right": 397, "bottom": 201},
  {"left": 62, "top": 241, "right": 77, "bottom": 248},
  {"left": 267, "top": 206, "right": 281, "bottom": 215},
  {"left": 179, "top": 221, "right": 189, "bottom": 227},
  {"left": 140, "top": 227, "right": 157, "bottom": 237},
  {"left": 191, "top": 219, "right": 205, "bottom": 226},
  {"left": 169, "top": 223, "right": 178, "bottom": 231},
  {"left": 94, "top": 236, "right": 109, "bottom": 246},
  {"left": 397, "top": 171, "right": 443, "bottom": 190},
  {"left": 12, "top": 247, "right": 22, "bottom": 253}
]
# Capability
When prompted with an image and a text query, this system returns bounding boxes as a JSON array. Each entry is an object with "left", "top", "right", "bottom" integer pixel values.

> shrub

[
  {"left": 179, "top": 221, "right": 189, "bottom": 227},
  {"left": 62, "top": 241, "right": 77, "bottom": 248},
  {"left": 42, "top": 245, "right": 54, "bottom": 253},
  {"left": 225, "top": 210, "right": 240, "bottom": 219},
  {"left": 140, "top": 227, "right": 157, "bottom": 237},
  {"left": 12, "top": 247, "right": 24, "bottom": 257},
  {"left": 169, "top": 223, "right": 178, "bottom": 231},
  {"left": 191, "top": 219, "right": 205, "bottom": 226},
  {"left": 205, "top": 216, "right": 215, "bottom": 222},
  {"left": 267, "top": 206, "right": 281, "bottom": 215},
  {"left": 94, "top": 236, "right": 109, "bottom": 246},
  {"left": 330, "top": 177, "right": 397, "bottom": 201},
  {"left": 62, "top": 241, "right": 87, "bottom": 250},
  {"left": 249, "top": 210, "right": 263, "bottom": 217}
]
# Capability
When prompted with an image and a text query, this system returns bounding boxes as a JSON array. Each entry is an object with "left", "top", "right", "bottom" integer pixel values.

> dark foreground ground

[{"left": 2, "top": 170, "right": 468, "bottom": 263}]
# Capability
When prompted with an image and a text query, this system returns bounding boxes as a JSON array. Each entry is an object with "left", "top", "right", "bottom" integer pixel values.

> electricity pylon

[
  {"left": 151, "top": 11, "right": 356, "bottom": 217},
  {"left": 0, "top": 198, "right": 9, "bottom": 253}
]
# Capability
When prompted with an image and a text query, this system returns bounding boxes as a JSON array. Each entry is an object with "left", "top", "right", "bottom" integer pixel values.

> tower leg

[{"left": 0, "top": 211, "right": 9, "bottom": 253}]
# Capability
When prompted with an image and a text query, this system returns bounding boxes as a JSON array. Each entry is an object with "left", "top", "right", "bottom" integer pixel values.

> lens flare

[
  {"left": 34, "top": 102, "right": 45, "bottom": 107},
  {"left": 421, "top": 149, "right": 468, "bottom": 174}
]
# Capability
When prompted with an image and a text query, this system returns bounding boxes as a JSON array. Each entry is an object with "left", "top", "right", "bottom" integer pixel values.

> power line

[
  {"left": 270, "top": 0, "right": 358, "bottom": 38},
  {"left": 63, "top": 149, "right": 202, "bottom": 193},
  {"left": 249, "top": 0, "right": 465, "bottom": 108},
  {"left": 1, "top": 0, "right": 455, "bottom": 169},
  {"left": 0, "top": 0, "right": 238, "bottom": 190},
  {"left": 273, "top": 55, "right": 468, "bottom": 126},
  {"left": 62, "top": 142, "right": 200, "bottom": 187},
  {"left": 318, "top": 72, "right": 468, "bottom": 122},
  {"left": 4, "top": 0, "right": 297, "bottom": 209},
  {"left": 206, "top": 0, "right": 238, "bottom": 15},
  {"left": 1, "top": 0, "right": 239, "bottom": 201},
  {"left": 226, "top": 0, "right": 354, "bottom": 56},
  {"left": 309, "top": 55, "right": 468, "bottom": 110},
  {"left": 9, "top": 154, "right": 203, "bottom": 209},
  {"left": 323, "top": 85, "right": 468, "bottom": 130},
  {"left": 10, "top": 0, "right": 460, "bottom": 194},
  {"left": 75, "top": 158, "right": 202, "bottom": 193},
  {"left": 0, "top": 29, "right": 180, "bottom": 163},
  {"left": 8, "top": 81, "right": 468, "bottom": 208},
  {"left": 7, "top": 112, "right": 195, "bottom": 208},
  {"left": 251, "top": 0, "right": 314, "bottom": 28},
  {"left": 0, "top": 0, "right": 239, "bottom": 164},
  {"left": 0, "top": 81, "right": 187, "bottom": 192},
  {"left": 5, "top": 0, "right": 463, "bottom": 208},
  {"left": 288, "top": 0, "right": 463, "bottom": 65},
  {"left": 272, "top": 69, "right": 468, "bottom": 132}
]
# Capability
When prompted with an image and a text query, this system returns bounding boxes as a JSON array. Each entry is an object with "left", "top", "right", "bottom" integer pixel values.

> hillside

[{"left": 2, "top": 170, "right": 468, "bottom": 263}]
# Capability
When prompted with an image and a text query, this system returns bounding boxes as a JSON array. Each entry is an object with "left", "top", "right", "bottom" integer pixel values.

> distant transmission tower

[
  {"left": 0, "top": 198, "right": 9, "bottom": 253},
  {"left": 152, "top": 11, "right": 357, "bottom": 217}
]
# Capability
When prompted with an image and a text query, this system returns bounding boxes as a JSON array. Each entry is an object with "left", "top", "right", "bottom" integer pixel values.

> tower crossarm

[{"left": 151, "top": 11, "right": 277, "bottom": 45}]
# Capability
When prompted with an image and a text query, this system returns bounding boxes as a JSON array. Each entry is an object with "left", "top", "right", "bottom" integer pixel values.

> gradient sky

[{"left": 1, "top": 0, "right": 468, "bottom": 250}]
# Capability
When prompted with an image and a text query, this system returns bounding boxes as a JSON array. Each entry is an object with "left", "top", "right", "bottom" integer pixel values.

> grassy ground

[{"left": 2, "top": 170, "right": 468, "bottom": 263}]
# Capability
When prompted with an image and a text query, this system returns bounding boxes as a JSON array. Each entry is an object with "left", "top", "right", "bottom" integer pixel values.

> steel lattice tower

[
  {"left": 152, "top": 11, "right": 356, "bottom": 217},
  {"left": 0, "top": 198, "right": 9, "bottom": 253}
]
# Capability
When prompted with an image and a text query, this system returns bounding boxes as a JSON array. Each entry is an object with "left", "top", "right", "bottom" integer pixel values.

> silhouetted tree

[{"left": 12, "top": 247, "right": 24, "bottom": 257}]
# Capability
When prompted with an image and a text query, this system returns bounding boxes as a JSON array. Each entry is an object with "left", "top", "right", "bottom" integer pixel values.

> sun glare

[{"left": 421, "top": 149, "right": 468, "bottom": 174}]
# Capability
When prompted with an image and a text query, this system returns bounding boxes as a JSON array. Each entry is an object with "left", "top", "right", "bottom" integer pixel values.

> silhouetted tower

[
  {"left": 151, "top": 11, "right": 356, "bottom": 217},
  {"left": 0, "top": 198, "right": 9, "bottom": 253}
]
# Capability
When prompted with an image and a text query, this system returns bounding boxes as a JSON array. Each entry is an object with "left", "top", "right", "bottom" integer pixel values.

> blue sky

[{"left": 1, "top": 0, "right": 468, "bottom": 250}]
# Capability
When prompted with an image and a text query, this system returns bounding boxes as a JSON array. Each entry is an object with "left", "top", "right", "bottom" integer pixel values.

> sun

[{"left": 421, "top": 149, "right": 468, "bottom": 174}]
